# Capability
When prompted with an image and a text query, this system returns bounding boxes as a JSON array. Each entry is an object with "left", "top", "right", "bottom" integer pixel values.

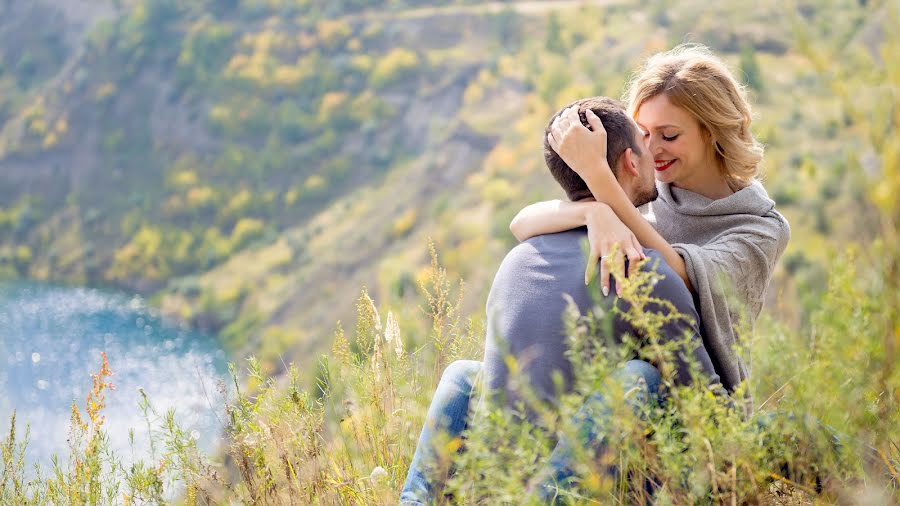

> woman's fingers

[
  {"left": 584, "top": 252, "right": 597, "bottom": 286},
  {"left": 564, "top": 106, "right": 580, "bottom": 132},
  {"left": 550, "top": 111, "right": 570, "bottom": 146},
  {"left": 551, "top": 107, "right": 569, "bottom": 130},
  {"left": 547, "top": 132, "right": 558, "bottom": 153},
  {"left": 585, "top": 109, "right": 607, "bottom": 136},
  {"left": 624, "top": 246, "right": 642, "bottom": 281},
  {"left": 634, "top": 237, "right": 647, "bottom": 260},
  {"left": 557, "top": 107, "right": 575, "bottom": 135},
  {"left": 600, "top": 251, "right": 611, "bottom": 297},
  {"left": 554, "top": 106, "right": 585, "bottom": 138},
  {"left": 551, "top": 114, "right": 562, "bottom": 134}
]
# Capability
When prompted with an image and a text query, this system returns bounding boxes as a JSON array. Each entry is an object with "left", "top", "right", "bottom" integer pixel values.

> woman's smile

[{"left": 655, "top": 159, "right": 676, "bottom": 172}]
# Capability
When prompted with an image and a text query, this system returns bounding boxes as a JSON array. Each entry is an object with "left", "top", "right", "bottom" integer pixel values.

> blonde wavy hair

[{"left": 625, "top": 44, "right": 763, "bottom": 190}]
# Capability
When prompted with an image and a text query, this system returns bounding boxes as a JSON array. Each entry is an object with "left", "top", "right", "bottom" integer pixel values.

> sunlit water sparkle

[{"left": 0, "top": 282, "right": 230, "bottom": 471}]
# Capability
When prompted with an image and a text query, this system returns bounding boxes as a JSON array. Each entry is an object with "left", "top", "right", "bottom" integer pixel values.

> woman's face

[{"left": 635, "top": 93, "right": 715, "bottom": 187}]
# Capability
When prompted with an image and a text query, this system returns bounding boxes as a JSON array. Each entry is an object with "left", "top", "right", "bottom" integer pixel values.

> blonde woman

[{"left": 513, "top": 43, "right": 790, "bottom": 393}]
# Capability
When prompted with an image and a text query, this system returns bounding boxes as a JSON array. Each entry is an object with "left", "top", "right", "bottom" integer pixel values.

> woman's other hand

[
  {"left": 547, "top": 106, "right": 609, "bottom": 179},
  {"left": 585, "top": 203, "right": 646, "bottom": 295}
]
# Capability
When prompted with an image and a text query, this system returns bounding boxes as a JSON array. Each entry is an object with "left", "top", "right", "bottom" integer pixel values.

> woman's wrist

[
  {"left": 577, "top": 161, "right": 617, "bottom": 202},
  {"left": 584, "top": 201, "right": 613, "bottom": 227},
  {"left": 581, "top": 160, "right": 615, "bottom": 184}
]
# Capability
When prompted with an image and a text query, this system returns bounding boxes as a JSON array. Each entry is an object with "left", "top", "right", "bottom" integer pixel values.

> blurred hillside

[{"left": 0, "top": 0, "right": 892, "bottom": 374}]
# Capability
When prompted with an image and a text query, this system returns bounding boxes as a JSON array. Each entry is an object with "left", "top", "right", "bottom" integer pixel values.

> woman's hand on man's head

[{"left": 547, "top": 106, "right": 611, "bottom": 182}]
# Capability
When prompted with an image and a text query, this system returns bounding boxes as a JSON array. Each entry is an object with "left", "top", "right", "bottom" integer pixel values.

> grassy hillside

[{"left": 0, "top": 0, "right": 894, "bottom": 376}]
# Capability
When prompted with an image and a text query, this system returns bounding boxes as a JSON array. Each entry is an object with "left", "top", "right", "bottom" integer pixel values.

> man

[{"left": 399, "top": 97, "right": 721, "bottom": 505}]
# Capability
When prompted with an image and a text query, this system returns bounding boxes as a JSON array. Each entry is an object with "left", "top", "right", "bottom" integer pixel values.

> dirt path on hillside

[{"left": 358, "top": 0, "right": 629, "bottom": 21}]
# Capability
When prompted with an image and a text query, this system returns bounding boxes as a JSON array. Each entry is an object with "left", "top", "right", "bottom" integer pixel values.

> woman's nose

[{"left": 647, "top": 136, "right": 661, "bottom": 156}]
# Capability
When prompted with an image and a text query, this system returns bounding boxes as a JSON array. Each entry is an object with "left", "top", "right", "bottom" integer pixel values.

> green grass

[{"left": 2, "top": 239, "right": 898, "bottom": 504}]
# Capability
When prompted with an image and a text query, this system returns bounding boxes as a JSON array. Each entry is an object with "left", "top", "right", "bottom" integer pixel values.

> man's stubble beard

[{"left": 632, "top": 185, "right": 659, "bottom": 208}]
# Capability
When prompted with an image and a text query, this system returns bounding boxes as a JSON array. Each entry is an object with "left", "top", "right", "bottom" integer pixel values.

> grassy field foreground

[{"left": 1, "top": 237, "right": 897, "bottom": 504}]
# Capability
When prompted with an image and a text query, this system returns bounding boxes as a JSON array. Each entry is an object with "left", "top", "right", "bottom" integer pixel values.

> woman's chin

[{"left": 654, "top": 170, "right": 676, "bottom": 184}]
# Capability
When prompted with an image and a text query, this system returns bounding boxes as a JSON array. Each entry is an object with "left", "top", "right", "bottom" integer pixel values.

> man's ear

[{"left": 621, "top": 148, "right": 640, "bottom": 177}]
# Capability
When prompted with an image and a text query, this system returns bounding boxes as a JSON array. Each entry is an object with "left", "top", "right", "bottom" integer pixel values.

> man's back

[
  {"left": 482, "top": 228, "right": 595, "bottom": 409},
  {"left": 481, "top": 228, "right": 720, "bottom": 412}
]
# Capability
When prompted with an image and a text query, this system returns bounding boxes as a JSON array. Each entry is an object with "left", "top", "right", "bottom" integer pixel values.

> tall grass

[{"left": 1, "top": 238, "right": 897, "bottom": 504}]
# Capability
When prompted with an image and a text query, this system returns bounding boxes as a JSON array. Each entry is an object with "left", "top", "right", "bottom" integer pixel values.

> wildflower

[
  {"left": 384, "top": 311, "right": 403, "bottom": 358},
  {"left": 369, "top": 466, "right": 388, "bottom": 482}
]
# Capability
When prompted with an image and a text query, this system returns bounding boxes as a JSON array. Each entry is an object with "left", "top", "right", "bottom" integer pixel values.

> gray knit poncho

[{"left": 644, "top": 181, "right": 791, "bottom": 392}]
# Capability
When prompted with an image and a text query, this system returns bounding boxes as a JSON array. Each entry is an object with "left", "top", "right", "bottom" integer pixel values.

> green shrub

[
  {"left": 370, "top": 48, "right": 420, "bottom": 89},
  {"left": 230, "top": 218, "right": 265, "bottom": 249}
]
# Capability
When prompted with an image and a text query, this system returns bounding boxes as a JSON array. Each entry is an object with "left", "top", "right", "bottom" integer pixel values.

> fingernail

[{"left": 602, "top": 286, "right": 609, "bottom": 297}]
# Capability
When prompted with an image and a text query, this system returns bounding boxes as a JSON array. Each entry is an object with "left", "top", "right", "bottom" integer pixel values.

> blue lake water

[{"left": 0, "top": 282, "right": 230, "bottom": 469}]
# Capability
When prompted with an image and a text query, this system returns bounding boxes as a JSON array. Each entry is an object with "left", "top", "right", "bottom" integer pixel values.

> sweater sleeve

[
  {"left": 674, "top": 217, "right": 789, "bottom": 319},
  {"left": 669, "top": 213, "right": 790, "bottom": 390}
]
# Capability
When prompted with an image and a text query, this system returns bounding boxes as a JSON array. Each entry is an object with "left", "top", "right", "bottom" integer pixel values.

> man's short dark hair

[{"left": 544, "top": 97, "right": 643, "bottom": 201}]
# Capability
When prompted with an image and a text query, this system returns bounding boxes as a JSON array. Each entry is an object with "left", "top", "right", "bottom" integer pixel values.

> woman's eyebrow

[{"left": 636, "top": 122, "right": 681, "bottom": 131}]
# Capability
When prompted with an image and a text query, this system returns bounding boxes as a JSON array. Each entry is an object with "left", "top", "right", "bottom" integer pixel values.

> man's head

[{"left": 543, "top": 97, "right": 658, "bottom": 207}]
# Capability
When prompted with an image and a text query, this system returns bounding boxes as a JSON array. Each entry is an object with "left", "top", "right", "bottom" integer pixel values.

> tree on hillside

[
  {"left": 740, "top": 43, "right": 764, "bottom": 92},
  {"left": 546, "top": 13, "right": 565, "bottom": 54},
  {"left": 495, "top": 8, "right": 522, "bottom": 52}
]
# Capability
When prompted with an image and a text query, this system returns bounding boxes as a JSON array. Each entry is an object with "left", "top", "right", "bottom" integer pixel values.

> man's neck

[{"left": 576, "top": 195, "right": 638, "bottom": 207}]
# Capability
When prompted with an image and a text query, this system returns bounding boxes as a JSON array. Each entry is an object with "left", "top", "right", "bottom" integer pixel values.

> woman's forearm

[
  {"left": 509, "top": 199, "right": 598, "bottom": 242},
  {"left": 581, "top": 168, "right": 694, "bottom": 292}
]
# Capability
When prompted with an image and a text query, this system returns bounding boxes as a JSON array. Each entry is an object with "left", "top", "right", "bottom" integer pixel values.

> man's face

[{"left": 629, "top": 120, "right": 659, "bottom": 207}]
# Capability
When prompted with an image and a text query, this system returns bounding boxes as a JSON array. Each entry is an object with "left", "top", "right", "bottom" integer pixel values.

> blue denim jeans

[
  {"left": 400, "top": 360, "right": 483, "bottom": 505},
  {"left": 399, "top": 359, "right": 662, "bottom": 505},
  {"left": 535, "top": 359, "right": 662, "bottom": 502}
]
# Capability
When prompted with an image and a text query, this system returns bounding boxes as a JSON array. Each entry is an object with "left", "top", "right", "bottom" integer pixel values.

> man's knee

[
  {"left": 617, "top": 360, "right": 662, "bottom": 397},
  {"left": 440, "top": 360, "right": 482, "bottom": 393}
]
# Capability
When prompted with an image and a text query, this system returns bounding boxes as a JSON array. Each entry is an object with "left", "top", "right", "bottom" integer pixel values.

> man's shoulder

[
  {"left": 521, "top": 228, "right": 588, "bottom": 250},
  {"left": 501, "top": 229, "right": 588, "bottom": 264},
  {"left": 489, "top": 231, "right": 593, "bottom": 310},
  {"left": 490, "top": 230, "right": 588, "bottom": 287}
]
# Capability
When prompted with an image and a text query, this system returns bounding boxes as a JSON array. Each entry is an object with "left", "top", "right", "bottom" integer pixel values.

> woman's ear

[{"left": 702, "top": 126, "right": 721, "bottom": 154}]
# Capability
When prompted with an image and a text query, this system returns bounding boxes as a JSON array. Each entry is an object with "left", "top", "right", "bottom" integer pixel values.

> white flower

[
  {"left": 384, "top": 311, "right": 403, "bottom": 358},
  {"left": 369, "top": 466, "right": 388, "bottom": 482}
]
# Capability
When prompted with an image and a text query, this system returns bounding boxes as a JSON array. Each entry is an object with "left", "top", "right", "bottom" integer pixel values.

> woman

[{"left": 400, "top": 44, "right": 790, "bottom": 504}]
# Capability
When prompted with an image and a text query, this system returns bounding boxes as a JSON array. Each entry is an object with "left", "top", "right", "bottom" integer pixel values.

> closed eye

[{"left": 662, "top": 134, "right": 679, "bottom": 141}]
